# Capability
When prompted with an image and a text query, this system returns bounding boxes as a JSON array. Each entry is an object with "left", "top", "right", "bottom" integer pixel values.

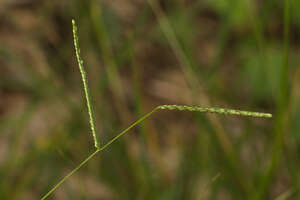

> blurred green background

[{"left": 0, "top": 0, "right": 299, "bottom": 199}]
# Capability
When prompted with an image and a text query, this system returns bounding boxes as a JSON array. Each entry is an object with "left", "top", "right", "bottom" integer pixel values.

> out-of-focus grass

[{"left": 0, "top": 0, "right": 298, "bottom": 199}]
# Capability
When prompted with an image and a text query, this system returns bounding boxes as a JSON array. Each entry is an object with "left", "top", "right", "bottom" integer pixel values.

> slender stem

[
  {"left": 41, "top": 149, "right": 100, "bottom": 200},
  {"left": 99, "top": 107, "right": 160, "bottom": 151},
  {"left": 40, "top": 107, "right": 159, "bottom": 200},
  {"left": 252, "top": 0, "right": 290, "bottom": 199}
]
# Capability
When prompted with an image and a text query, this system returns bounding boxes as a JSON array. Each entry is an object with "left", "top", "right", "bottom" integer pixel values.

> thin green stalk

[
  {"left": 41, "top": 149, "right": 100, "bottom": 200},
  {"left": 89, "top": 2, "right": 131, "bottom": 124},
  {"left": 252, "top": 0, "right": 290, "bottom": 199},
  {"left": 147, "top": 0, "right": 197, "bottom": 87},
  {"left": 40, "top": 106, "right": 157, "bottom": 200},
  {"left": 99, "top": 107, "right": 160, "bottom": 151},
  {"left": 72, "top": 19, "right": 99, "bottom": 149},
  {"left": 40, "top": 106, "right": 158, "bottom": 200}
]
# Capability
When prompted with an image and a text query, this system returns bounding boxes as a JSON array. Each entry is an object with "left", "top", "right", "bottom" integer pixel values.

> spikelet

[
  {"left": 72, "top": 20, "right": 99, "bottom": 149},
  {"left": 158, "top": 105, "right": 272, "bottom": 118}
]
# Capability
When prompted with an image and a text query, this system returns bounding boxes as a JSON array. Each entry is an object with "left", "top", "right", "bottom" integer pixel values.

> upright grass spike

[
  {"left": 72, "top": 19, "right": 99, "bottom": 149},
  {"left": 41, "top": 20, "right": 272, "bottom": 200}
]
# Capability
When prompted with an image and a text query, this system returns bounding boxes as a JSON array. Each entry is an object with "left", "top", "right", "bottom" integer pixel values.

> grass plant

[{"left": 41, "top": 19, "right": 272, "bottom": 200}]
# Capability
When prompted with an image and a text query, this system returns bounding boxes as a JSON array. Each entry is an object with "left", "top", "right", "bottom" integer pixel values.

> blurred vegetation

[{"left": 0, "top": 0, "right": 299, "bottom": 199}]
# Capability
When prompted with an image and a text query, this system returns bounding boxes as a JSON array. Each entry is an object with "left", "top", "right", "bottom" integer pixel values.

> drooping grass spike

[
  {"left": 158, "top": 105, "right": 272, "bottom": 118},
  {"left": 72, "top": 19, "right": 99, "bottom": 149}
]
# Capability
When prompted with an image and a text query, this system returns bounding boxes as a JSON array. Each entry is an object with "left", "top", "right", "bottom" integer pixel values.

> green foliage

[{"left": 1, "top": 0, "right": 294, "bottom": 199}]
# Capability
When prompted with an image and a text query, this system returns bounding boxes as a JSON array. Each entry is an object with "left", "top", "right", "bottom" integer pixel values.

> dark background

[{"left": 0, "top": 0, "right": 299, "bottom": 199}]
